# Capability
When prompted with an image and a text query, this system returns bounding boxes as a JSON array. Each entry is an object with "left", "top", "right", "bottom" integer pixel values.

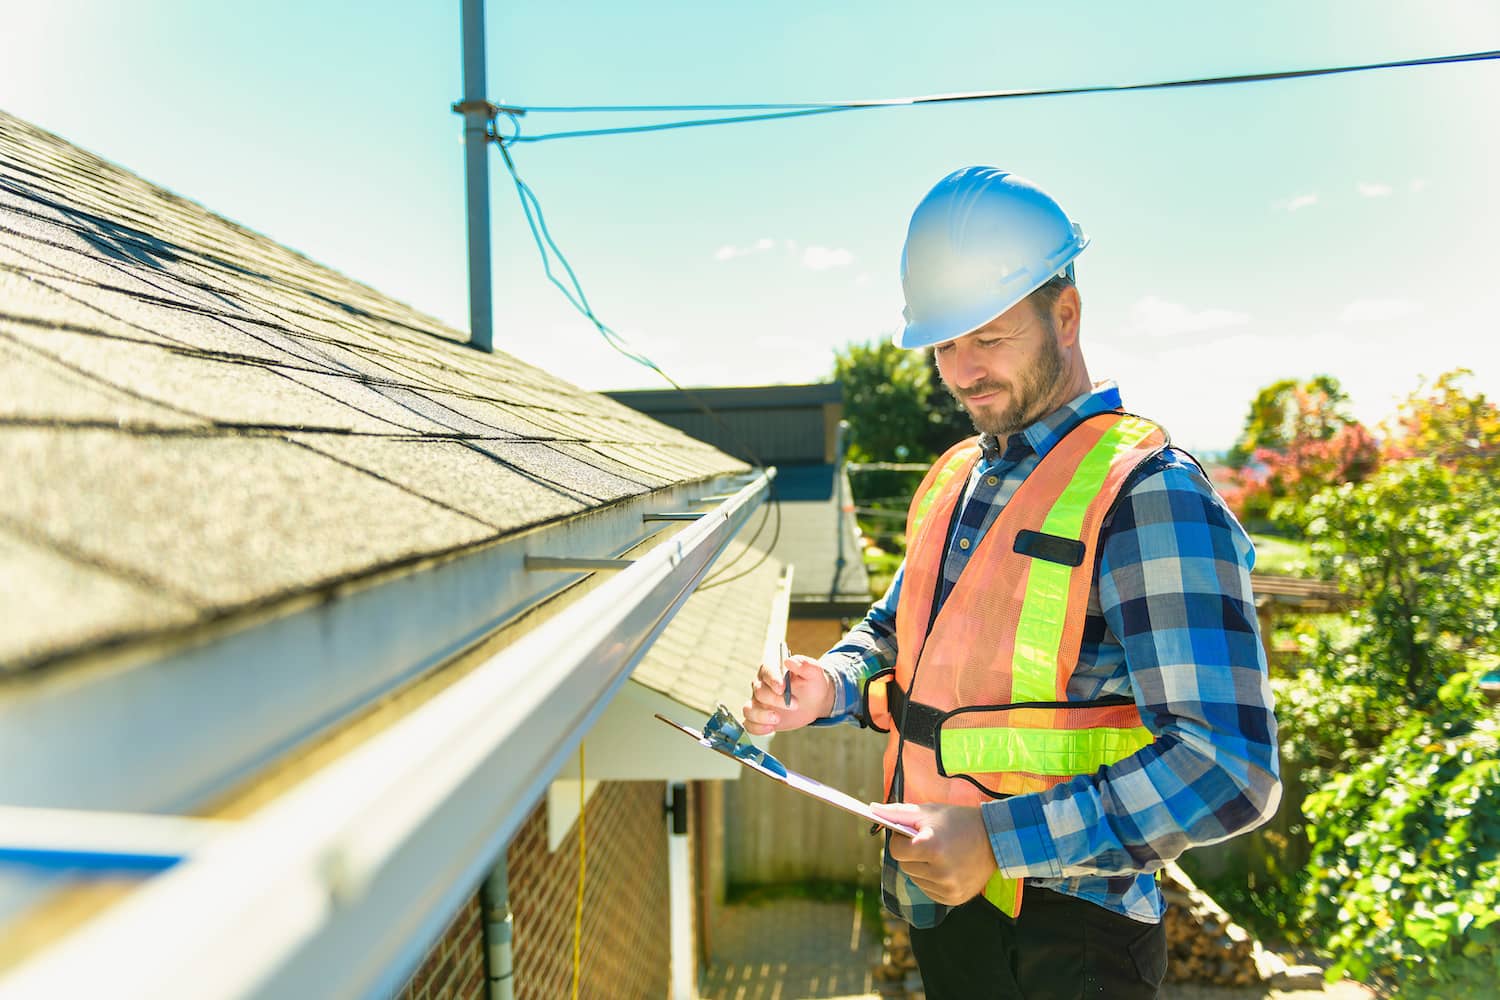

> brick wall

[
  {"left": 508, "top": 780, "right": 671, "bottom": 1000},
  {"left": 392, "top": 893, "right": 486, "bottom": 1000},
  {"left": 390, "top": 780, "right": 673, "bottom": 1000}
]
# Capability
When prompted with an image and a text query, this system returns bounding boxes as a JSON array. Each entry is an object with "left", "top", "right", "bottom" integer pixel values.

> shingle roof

[
  {"left": 765, "top": 465, "right": 871, "bottom": 604},
  {"left": 0, "top": 110, "right": 746, "bottom": 674},
  {"left": 631, "top": 537, "right": 786, "bottom": 715}
]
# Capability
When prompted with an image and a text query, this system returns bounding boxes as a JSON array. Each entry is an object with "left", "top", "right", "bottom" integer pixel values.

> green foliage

[
  {"left": 1247, "top": 532, "right": 1316, "bottom": 578},
  {"left": 1300, "top": 676, "right": 1500, "bottom": 996},
  {"left": 833, "top": 338, "right": 974, "bottom": 464},
  {"left": 1304, "top": 460, "right": 1500, "bottom": 708},
  {"left": 1273, "top": 663, "right": 1402, "bottom": 789},
  {"left": 833, "top": 339, "right": 938, "bottom": 463}
]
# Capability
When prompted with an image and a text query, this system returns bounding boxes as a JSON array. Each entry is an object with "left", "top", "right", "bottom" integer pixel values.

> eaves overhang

[
  {"left": 0, "top": 468, "right": 761, "bottom": 928},
  {"left": 0, "top": 468, "right": 772, "bottom": 998}
]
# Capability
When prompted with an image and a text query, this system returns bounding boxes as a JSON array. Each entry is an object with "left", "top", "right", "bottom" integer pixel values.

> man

[{"left": 743, "top": 167, "right": 1280, "bottom": 999}]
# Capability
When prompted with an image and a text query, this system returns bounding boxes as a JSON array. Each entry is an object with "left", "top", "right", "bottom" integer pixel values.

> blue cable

[
  {"left": 505, "top": 47, "right": 1500, "bottom": 144},
  {"left": 496, "top": 139, "right": 669, "bottom": 377}
]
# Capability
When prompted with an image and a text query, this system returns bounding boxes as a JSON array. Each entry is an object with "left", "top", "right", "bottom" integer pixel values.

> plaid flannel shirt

[{"left": 818, "top": 383, "right": 1281, "bottom": 926}]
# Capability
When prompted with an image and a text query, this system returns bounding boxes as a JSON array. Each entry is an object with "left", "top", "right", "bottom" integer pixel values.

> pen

[{"left": 779, "top": 640, "right": 792, "bottom": 707}]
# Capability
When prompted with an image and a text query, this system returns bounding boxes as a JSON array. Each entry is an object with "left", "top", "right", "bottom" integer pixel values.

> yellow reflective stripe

[
  {"left": 940, "top": 723, "right": 1154, "bottom": 775},
  {"left": 1009, "top": 417, "right": 1159, "bottom": 702},
  {"left": 984, "top": 871, "right": 1021, "bottom": 917},
  {"left": 910, "top": 450, "right": 974, "bottom": 536}
]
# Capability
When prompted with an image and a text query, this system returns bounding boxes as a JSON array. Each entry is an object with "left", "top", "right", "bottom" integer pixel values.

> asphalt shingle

[{"left": 0, "top": 109, "right": 748, "bottom": 672}]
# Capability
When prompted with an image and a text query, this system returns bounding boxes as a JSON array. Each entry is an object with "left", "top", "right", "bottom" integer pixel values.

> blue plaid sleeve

[
  {"left": 983, "top": 456, "right": 1282, "bottom": 879},
  {"left": 815, "top": 562, "right": 904, "bottom": 726}
]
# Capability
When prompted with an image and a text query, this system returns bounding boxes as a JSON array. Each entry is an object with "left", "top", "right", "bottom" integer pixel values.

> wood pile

[
  {"left": 873, "top": 917, "right": 923, "bottom": 998},
  {"left": 1161, "top": 861, "right": 1265, "bottom": 986}
]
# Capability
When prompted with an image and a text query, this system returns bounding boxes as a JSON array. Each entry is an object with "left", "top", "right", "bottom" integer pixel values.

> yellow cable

[{"left": 572, "top": 742, "right": 586, "bottom": 1000}]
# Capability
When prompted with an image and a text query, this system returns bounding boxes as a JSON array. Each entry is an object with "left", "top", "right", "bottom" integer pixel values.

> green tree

[
  {"left": 1227, "top": 375, "right": 1353, "bottom": 469},
  {"left": 834, "top": 339, "right": 977, "bottom": 463},
  {"left": 1383, "top": 368, "right": 1500, "bottom": 476},
  {"left": 834, "top": 338, "right": 935, "bottom": 462},
  {"left": 1223, "top": 376, "right": 1380, "bottom": 531},
  {"left": 919, "top": 349, "right": 976, "bottom": 456}
]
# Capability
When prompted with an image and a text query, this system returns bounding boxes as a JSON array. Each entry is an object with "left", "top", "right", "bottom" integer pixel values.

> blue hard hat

[{"left": 896, "top": 167, "right": 1089, "bottom": 349}]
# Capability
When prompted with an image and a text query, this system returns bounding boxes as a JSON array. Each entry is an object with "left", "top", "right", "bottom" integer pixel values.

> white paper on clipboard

[{"left": 655, "top": 713, "right": 918, "bottom": 839}]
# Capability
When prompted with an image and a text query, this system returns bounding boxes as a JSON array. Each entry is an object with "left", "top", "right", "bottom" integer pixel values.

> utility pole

[{"left": 456, "top": 0, "right": 494, "bottom": 352}]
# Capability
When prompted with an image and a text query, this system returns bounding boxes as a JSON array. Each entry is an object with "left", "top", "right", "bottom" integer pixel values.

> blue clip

[{"left": 702, "top": 704, "right": 788, "bottom": 778}]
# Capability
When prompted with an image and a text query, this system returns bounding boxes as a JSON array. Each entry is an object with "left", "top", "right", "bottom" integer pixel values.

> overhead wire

[{"left": 505, "top": 47, "right": 1500, "bottom": 143}]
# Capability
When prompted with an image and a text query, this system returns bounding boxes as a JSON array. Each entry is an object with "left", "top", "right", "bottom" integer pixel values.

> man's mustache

[{"left": 954, "top": 380, "right": 1010, "bottom": 401}]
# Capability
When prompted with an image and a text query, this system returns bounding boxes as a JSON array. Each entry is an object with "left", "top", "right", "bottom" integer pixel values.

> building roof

[
  {"left": 0, "top": 110, "right": 746, "bottom": 676},
  {"left": 763, "top": 465, "right": 870, "bottom": 605},
  {"left": 631, "top": 537, "right": 787, "bottom": 715},
  {"left": 606, "top": 384, "right": 872, "bottom": 606}
]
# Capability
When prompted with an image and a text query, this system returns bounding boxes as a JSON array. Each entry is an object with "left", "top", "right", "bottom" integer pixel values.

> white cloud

[
  {"left": 1410, "top": 178, "right": 1428, "bottom": 193},
  {"left": 801, "top": 246, "right": 853, "bottom": 270},
  {"left": 1357, "top": 181, "right": 1394, "bottom": 198},
  {"left": 1340, "top": 298, "right": 1421, "bottom": 323},
  {"left": 1279, "top": 193, "right": 1318, "bottom": 212},
  {"left": 713, "top": 237, "right": 777, "bottom": 262},
  {"left": 853, "top": 272, "right": 872, "bottom": 287},
  {"left": 1128, "top": 295, "right": 1250, "bottom": 337}
]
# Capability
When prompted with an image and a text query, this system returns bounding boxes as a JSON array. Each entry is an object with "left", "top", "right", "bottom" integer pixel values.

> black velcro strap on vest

[
  {"left": 887, "top": 682, "right": 943, "bottom": 751},
  {"left": 1014, "top": 528, "right": 1086, "bottom": 567}
]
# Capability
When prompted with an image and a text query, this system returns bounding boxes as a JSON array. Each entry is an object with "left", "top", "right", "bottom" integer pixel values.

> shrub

[{"left": 1301, "top": 676, "right": 1500, "bottom": 996}]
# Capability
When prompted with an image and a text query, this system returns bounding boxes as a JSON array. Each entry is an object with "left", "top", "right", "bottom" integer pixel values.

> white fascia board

[
  {"left": 0, "top": 472, "right": 772, "bottom": 1000},
  {"left": 0, "top": 807, "right": 230, "bottom": 869},
  {"left": 0, "top": 476, "right": 740, "bottom": 815}
]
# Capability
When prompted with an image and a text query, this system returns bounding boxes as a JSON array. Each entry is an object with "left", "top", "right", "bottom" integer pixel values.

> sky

[{"left": 3, "top": 0, "right": 1498, "bottom": 452}]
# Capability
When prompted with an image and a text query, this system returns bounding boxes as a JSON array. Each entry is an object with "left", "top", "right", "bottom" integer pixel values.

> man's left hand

[{"left": 868, "top": 801, "right": 999, "bottom": 905}]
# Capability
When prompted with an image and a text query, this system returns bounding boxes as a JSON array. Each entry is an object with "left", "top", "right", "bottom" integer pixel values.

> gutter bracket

[{"left": 524, "top": 556, "right": 634, "bottom": 572}]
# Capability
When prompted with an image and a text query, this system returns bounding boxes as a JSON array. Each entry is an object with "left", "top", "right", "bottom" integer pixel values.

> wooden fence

[{"left": 723, "top": 723, "right": 887, "bottom": 887}]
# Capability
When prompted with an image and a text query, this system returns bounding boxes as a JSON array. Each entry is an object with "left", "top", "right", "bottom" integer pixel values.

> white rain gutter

[
  {"left": 0, "top": 470, "right": 755, "bottom": 927},
  {"left": 0, "top": 469, "right": 771, "bottom": 1000}
]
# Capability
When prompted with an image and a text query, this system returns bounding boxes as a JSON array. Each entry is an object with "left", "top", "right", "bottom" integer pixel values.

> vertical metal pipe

[
  {"left": 482, "top": 857, "right": 514, "bottom": 1000},
  {"left": 459, "top": 0, "right": 494, "bottom": 352},
  {"left": 829, "top": 419, "right": 850, "bottom": 601},
  {"left": 666, "top": 782, "right": 693, "bottom": 1000}
]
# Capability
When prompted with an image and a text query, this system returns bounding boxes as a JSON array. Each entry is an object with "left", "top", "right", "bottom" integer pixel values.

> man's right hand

[{"left": 742, "top": 653, "right": 835, "bottom": 735}]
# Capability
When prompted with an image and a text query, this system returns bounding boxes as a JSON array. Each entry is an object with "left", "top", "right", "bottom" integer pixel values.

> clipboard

[{"left": 655, "top": 707, "right": 918, "bottom": 839}]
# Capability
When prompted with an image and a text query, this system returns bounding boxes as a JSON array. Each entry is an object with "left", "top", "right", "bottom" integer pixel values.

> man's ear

[{"left": 1054, "top": 284, "right": 1082, "bottom": 346}]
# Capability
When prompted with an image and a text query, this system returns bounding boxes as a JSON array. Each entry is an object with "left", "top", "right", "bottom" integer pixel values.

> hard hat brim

[{"left": 894, "top": 239, "right": 1088, "bottom": 350}]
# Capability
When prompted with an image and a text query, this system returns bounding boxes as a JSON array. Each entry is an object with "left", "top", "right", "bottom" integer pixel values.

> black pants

[{"left": 908, "top": 887, "right": 1167, "bottom": 999}]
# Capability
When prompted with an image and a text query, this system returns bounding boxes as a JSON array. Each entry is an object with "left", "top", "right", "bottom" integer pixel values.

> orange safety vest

[{"left": 865, "top": 411, "right": 1166, "bottom": 917}]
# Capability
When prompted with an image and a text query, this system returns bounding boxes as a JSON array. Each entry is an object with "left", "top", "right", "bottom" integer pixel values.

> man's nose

[{"left": 948, "top": 342, "right": 987, "bottom": 388}]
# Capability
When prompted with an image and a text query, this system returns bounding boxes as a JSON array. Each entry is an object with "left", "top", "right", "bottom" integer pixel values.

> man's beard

[{"left": 945, "top": 326, "right": 1066, "bottom": 438}]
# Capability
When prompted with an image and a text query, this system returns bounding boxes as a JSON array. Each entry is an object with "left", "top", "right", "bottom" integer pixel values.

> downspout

[
  {"left": 482, "top": 859, "right": 514, "bottom": 1000},
  {"left": 666, "top": 782, "right": 692, "bottom": 1000},
  {"left": 828, "top": 419, "right": 851, "bottom": 601}
]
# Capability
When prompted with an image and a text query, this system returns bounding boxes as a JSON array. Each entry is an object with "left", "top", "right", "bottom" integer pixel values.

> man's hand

[
  {"left": 869, "top": 802, "right": 999, "bottom": 905},
  {"left": 742, "top": 653, "right": 834, "bottom": 735}
]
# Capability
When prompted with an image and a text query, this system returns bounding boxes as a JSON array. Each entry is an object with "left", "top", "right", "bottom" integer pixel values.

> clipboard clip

[{"left": 702, "top": 704, "right": 789, "bottom": 778}]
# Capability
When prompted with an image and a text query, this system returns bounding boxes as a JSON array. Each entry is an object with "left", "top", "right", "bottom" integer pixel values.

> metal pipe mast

[{"left": 458, "top": 0, "right": 494, "bottom": 352}]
